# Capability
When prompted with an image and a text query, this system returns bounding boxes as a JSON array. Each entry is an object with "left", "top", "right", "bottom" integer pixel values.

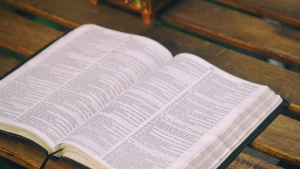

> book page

[
  {"left": 58, "top": 53, "right": 281, "bottom": 169},
  {"left": 0, "top": 24, "right": 172, "bottom": 151},
  {"left": 102, "top": 54, "right": 282, "bottom": 169},
  {"left": 57, "top": 53, "right": 211, "bottom": 166}
]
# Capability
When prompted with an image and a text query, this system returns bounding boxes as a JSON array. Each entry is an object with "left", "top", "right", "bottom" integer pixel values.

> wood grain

[
  {"left": 0, "top": 133, "right": 87, "bottom": 169},
  {"left": 227, "top": 152, "right": 282, "bottom": 169},
  {"left": 161, "top": 0, "right": 300, "bottom": 68},
  {"left": 252, "top": 114, "right": 300, "bottom": 165},
  {"left": 0, "top": 53, "right": 20, "bottom": 78},
  {"left": 0, "top": 133, "right": 46, "bottom": 169},
  {"left": 0, "top": 8, "right": 63, "bottom": 57},
  {"left": 218, "top": 0, "right": 300, "bottom": 28},
  {"left": 0, "top": 0, "right": 150, "bottom": 33}
]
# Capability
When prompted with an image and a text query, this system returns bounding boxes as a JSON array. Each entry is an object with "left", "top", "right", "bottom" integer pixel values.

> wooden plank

[
  {"left": 0, "top": 53, "right": 20, "bottom": 78},
  {"left": 227, "top": 152, "right": 282, "bottom": 169},
  {"left": 218, "top": 0, "right": 300, "bottom": 28},
  {"left": 0, "top": 132, "right": 87, "bottom": 169},
  {"left": 161, "top": 0, "right": 300, "bottom": 68},
  {"left": 252, "top": 114, "right": 300, "bottom": 165},
  {"left": 0, "top": 0, "right": 149, "bottom": 33},
  {"left": 0, "top": 7, "right": 63, "bottom": 57},
  {"left": 0, "top": 0, "right": 300, "bottom": 166}
]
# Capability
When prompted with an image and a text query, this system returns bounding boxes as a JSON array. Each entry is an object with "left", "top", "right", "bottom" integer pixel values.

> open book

[{"left": 0, "top": 24, "right": 286, "bottom": 169}]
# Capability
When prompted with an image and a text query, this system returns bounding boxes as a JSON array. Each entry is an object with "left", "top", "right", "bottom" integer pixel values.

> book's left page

[{"left": 0, "top": 24, "right": 172, "bottom": 152}]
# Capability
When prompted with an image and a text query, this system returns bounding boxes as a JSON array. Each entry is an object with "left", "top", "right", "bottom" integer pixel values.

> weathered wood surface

[
  {"left": 227, "top": 152, "right": 282, "bottom": 169},
  {"left": 0, "top": 0, "right": 150, "bottom": 33},
  {"left": 252, "top": 114, "right": 300, "bottom": 165},
  {"left": 161, "top": 0, "right": 300, "bottom": 68},
  {"left": 0, "top": 133, "right": 87, "bottom": 169},
  {"left": 0, "top": 0, "right": 299, "bottom": 168},
  {"left": 218, "top": 0, "right": 300, "bottom": 28},
  {"left": 0, "top": 53, "right": 20, "bottom": 78},
  {"left": 0, "top": 7, "right": 63, "bottom": 57}
]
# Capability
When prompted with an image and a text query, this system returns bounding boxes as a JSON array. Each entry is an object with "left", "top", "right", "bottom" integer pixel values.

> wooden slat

[
  {"left": 0, "top": 7, "right": 63, "bottom": 57},
  {"left": 0, "top": 0, "right": 150, "bottom": 33},
  {"left": 0, "top": 132, "right": 45, "bottom": 169},
  {"left": 218, "top": 0, "right": 300, "bottom": 28},
  {"left": 0, "top": 53, "right": 20, "bottom": 78},
  {"left": 227, "top": 152, "right": 282, "bottom": 169},
  {"left": 252, "top": 114, "right": 300, "bottom": 165},
  {"left": 0, "top": 132, "right": 87, "bottom": 169},
  {"left": 0, "top": 0, "right": 300, "bottom": 167},
  {"left": 161, "top": 0, "right": 300, "bottom": 68}
]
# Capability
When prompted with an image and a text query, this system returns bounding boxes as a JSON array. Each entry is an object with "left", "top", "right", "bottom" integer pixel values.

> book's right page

[{"left": 100, "top": 53, "right": 283, "bottom": 169}]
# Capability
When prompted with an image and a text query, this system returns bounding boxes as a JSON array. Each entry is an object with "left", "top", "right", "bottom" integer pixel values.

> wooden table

[{"left": 0, "top": 0, "right": 299, "bottom": 168}]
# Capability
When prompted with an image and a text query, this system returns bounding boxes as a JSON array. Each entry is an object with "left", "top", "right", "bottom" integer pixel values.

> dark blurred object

[{"left": 91, "top": 0, "right": 173, "bottom": 24}]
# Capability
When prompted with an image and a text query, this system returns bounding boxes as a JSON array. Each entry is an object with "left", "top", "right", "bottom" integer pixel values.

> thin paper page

[
  {"left": 100, "top": 53, "right": 281, "bottom": 169},
  {"left": 182, "top": 91, "right": 281, "bottom": 168}
]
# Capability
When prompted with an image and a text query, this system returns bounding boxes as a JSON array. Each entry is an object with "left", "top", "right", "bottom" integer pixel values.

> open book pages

[
  {"left": 0, "top": 24, "right": 283, "bottom": 169},
  {"left": 0, "top": 24, "right": 173, "bottom": 150}
]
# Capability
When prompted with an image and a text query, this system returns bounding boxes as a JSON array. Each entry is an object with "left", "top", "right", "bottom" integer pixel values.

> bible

[{"left": 0, "top": 24, "right": 287, "bottom": 168}]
